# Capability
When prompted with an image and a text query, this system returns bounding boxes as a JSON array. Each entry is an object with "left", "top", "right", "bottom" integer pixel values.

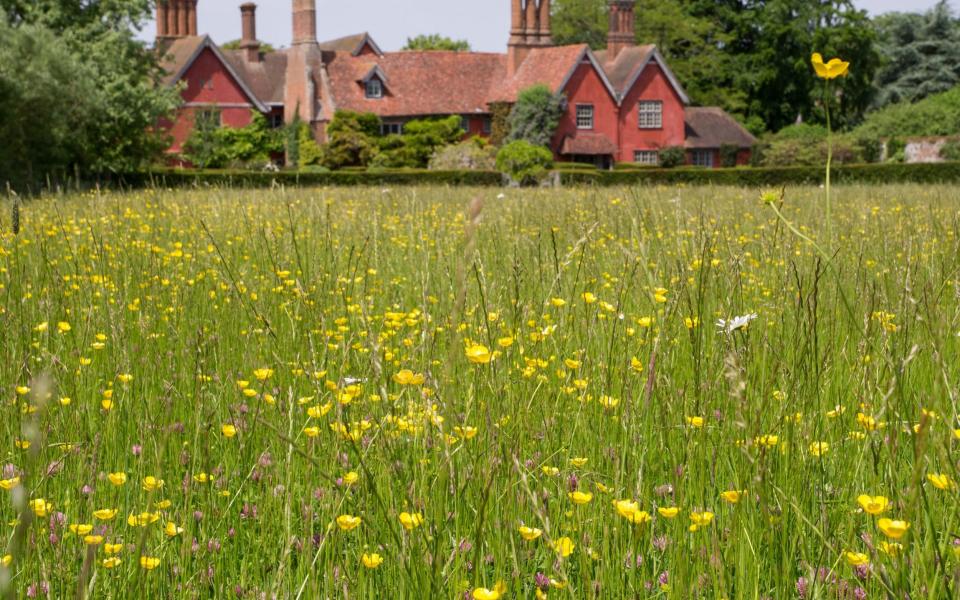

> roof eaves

[
  {"left": 168, "top": 36, "right": 270, "bottom": 113},
  {"left": 557, "top": 46, "right": 621, "bottom": 106},
  {"left": 621, "top": 47, "right": 690, "bottom": 106}
]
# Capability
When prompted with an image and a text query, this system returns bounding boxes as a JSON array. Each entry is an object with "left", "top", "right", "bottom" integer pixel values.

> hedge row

[
  {"left": 113, "top": 162, "right": 960, "bottom": 190},
  {"left": 121, "top": 168, "right": 504, "bottom": 188},
  {"left": 557, "top": 162, "right": 960, "bottom": 186}
]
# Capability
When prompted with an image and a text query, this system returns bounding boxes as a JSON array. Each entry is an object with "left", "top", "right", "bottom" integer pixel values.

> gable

[
  {"left": 620, "top": 49, "right": 689, "bottom": 105},
  {"left": 180, "top": 48, "right": 256, "bottom": 106},
  {"left": 560, "top": 52, "right": 619, "bottom": 105}
]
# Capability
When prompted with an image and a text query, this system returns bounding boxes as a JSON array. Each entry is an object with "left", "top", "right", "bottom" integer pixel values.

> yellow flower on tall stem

[{"left": 811, "top": 52, "right": 849, "bottom": 246}]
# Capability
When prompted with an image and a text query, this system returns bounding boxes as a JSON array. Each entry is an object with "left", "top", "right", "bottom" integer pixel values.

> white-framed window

[
  {"left": 380, "top": 122, "right": 403, "bottom": 136},
  {"left": 634, "top": 150, "right": 659, "bottom": 165},
  {"left": 365, "top": 78, "right": 383, "bottom": 99},
  {"left": 638, "top": 100, "right": 662, "bottom": 129},
  {"left": 576, "top": 104, "right": 594, "bottom": 130},
  {"left": 460, "top": 116, "right": 471, "bottom": 132},
  {"left": 691, "top": 149, "right": 714, "bottom": 167}
]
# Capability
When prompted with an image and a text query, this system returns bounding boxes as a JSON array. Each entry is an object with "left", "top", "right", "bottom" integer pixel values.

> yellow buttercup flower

[
  {"left": 465, "top": 344, "right": 492, "bottom": 364},
  {"left": 927, "top": 473, "right": 955, "bottom": 490},
  {"left": 70, "top": 524, "right": 94, "bottom": 536},
  {"left": 139, "top": 556, "right": 161, "bottom": 570},
  {"left": 393, "top": 369, "right": 425, "bottom": 385},
  {"left": 342, "top": 471, "right": 360, "bottom": 486},
  {"left": 552, "top": 536, "right": 575, "bottom": 557},
  {"left": 685, "top": 416, "right": 704, "bottom": 428},
  {"left": 0, "top": 477, "right": 20, "bottom": 491},
  {"left": 83, "top": 535, "right": 104, "bottom": 546},
  {"left": 102, "top": 557, "right": 121, "bottom": 569},
  {"left": 811, "top": 53, "right": 850, "bottom": 79},
  {"left": 108, "top": 472, "right": 127, "bottom": 486},
  {"left": 253, "top": 368, "right": 274, "bottom": 381},
  {"left": 569, "top": 457, "right": 588, "bottom": 468},
  {"left": 689, "top": 511, "right": 714, "bottom": 532},
  {"left": 614, "top": 499, "right": 649, "bottom": 524},
  {"left": 221, "top": 424, "right": 237, "bottom": 438},
  {"left": 877, "top": 518, "right": 910, "bottom": 540},
  {"left": 361, "top": 553, "right": 383, "bottom": 569},
  {"left": 844, "top": 551, "right": 870, "bottom": 567},
  {"left": 472, "top": 581, "right": 506, "bottom": 600},
  {"left": 518, "top": 525, "right": 542, "bottom": 541},
  {"left": 808, "top": 441, "right": 830, "bottom": 457},
  {"left": 0, "top": 555, "right": 9, "bottom": 568},
  {"left": 720, "top": 490, "right": 746, "bottom": 504},
  {"left": 857, "top": 494, "right": 889, "bottom": 515},
  {"left": 399, "top": 512, "right": 424, "bottom": 531},
  {"left": 568, "top": 491, "right": 593, "bottom": 505},
  {"left": 164, "top": 522, "right": 184, "bottom": 537},
  {"left": 94, "top": 509, "right": 118, "bottom": 521},
  {"left": 878, "top": 541, "right": 903, "bottom": 557},
  {"left": 104, "top": 543, "right": 123, "bottom": 555},
  {"left": 30, "top": 499, "right": 51, "bottom": 517},
  {"left": 336, "top": 514, "right": 362, "bottom": 531},
  {"left": 142, "top": 476, "right": 164, "bottom": 492},
  {"left": 658, "top": 506, "right": 679, "bottom": 519}
]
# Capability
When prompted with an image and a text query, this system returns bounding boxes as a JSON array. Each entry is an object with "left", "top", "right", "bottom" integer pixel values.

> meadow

[{"left": 1, "top": 184, "right": 959, "bottom": 599}]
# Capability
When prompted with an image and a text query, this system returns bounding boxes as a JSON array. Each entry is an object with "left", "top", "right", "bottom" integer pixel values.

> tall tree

[
  {"left": 872, "top": 1, "right": 960, "bottom": 108},
  {"left": 0, "top": 0, "right": 179, "bottom": 187},
  {"left": 403, "top": 34, "right": 471, "bottom": 51}
]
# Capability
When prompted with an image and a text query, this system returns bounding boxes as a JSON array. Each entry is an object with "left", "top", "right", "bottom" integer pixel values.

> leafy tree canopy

[
  {"left": 507, "top": 84, "right": 566, "bottom": 148},
  {"left": 0, "top": 0, "right": 179, "bottom": 188},
  {"left": 402, "top": 34, "right": 471, "bottom": 51},
  {"left": 872, "top": 1, "right": 960, "bottom": 108}
]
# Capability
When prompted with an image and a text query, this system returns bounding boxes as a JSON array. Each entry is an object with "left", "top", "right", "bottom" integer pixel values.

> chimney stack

[
  {"left": 607, "top": 0, "right": 636, "bottom": 60},
  {"left": 537, "top": 0, "right": 552, "bottom": 45},
  {"left": 292, "top": 0, "right": 317, "bottom": 45},
  {"left": 156, "top": 0, "right": 198, "bottom": 43},
  {"left": 509, "top": 0, "right": 552, "bottom": 76},
  {"left": 240, "top": 3, "right": 261, "bottom": 62}
]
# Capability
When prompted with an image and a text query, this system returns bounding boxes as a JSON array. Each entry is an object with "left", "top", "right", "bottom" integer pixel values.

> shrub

[
  {"left": 320, "top": 111, "right": 382, "bottom": 169},
  {"left": 719, "top": 144, "right": 740, "bottom": 168},
  {"left": 183, "top": 110, "right": 283, "bottom": 169},
  {"left": 495, "top": 140, "right": 554, "bottom": 185},
  {"left": 940, "top": 139, "right": 960, "bottom": 161},
  {"left": 855, "top": 87, "right": 960, "bottom": 139},
  {"left": 507, "top": 85, "right": 566, "bottom": 147},
  {"left": 429, "top": 139, "right": 496, "bottom": 170},
  {"left": 375, "top": 116, "right": 464, "bottom": 168},
  {"left": 659, "top": 146, "right": 686, "bottom": 168}
]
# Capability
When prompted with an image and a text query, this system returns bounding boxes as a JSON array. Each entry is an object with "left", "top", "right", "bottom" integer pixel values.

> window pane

[
  {"left": 576, "top": 104, "right": 594, "bottom": 130},
  {"left": 633, "top": 150, "right": 658, "bottom": 165},
  {"left": 638, "top": 101, "right": 662, "bottom": 129}
]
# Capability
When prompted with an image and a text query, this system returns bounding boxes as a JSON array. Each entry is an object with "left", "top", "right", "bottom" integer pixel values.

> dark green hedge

[
  {"left": 558, "top": 162, "right": 960, "bottom": 186},
  {"left": 121, "top": 168, "right": 503, "bottom": 188},
  {"left": 111, "top": 162, "right": 960, "bottom": 190}
]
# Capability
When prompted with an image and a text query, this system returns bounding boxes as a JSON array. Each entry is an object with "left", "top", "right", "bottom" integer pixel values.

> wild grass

[{"left": 1, "top": 184, "right": 959, "bottom": 599}]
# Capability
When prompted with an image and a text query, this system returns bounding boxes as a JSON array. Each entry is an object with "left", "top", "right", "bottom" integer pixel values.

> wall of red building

[
  {"left": 163, "top": 47, "right": 258, "bottom": 154},
  {"left": 553, "top": 62, "right": 619, "bottom": 158},
  {"left": 618, "top": 63, "right": 686, "bottom": 163}
]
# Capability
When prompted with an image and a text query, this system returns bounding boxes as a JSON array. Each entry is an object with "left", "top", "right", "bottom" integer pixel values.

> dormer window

[{"left": 365, "top": 78, "right": 383, "bottom": 99}]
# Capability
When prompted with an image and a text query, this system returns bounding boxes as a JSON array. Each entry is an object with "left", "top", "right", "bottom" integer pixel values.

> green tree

[
  {"left": 320, "top": 110, "right": 382, "bottom": 169},
  {"left": 551, "top": 0, "right": 607, "bottom": 48},
  {"left": 403, "top": 34, "right": 471, "bottom": 51},
  {"left": 0, "top": 0, "right": 179, "bottom": 187},
  {"left": 872, "top": 1, "right": 960, "bottom": 108},
  {"left": 507, "top": 85, "right": 566, "bottom": 148},
  {"left": 496, "top": 140, "right": 554, "bottom": 185},
  {"left": 373, "top": 116, "right": 464, "bottom": 168}
]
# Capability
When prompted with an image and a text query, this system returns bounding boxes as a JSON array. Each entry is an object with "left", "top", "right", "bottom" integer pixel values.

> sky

[{"left": 137, "top": 1, "right": 946, "bottom": 53}]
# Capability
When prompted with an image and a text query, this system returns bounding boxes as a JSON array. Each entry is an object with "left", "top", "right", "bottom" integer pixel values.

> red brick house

[{"left": 158, "top": 0, "right": 755, "bottom": 168}]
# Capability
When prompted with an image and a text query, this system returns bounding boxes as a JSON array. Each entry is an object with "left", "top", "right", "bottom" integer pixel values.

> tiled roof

[
  {"left": 222, "top": 50, "right": 288, "bottom": 105},
  {"left": 488, "top": 44, "right": 589, "bottom": 103},
  {"left": 594, "top": 44, "right": 655, "bottom": 93},
  {"left": 325, "top": 50, "right": 507, "bottom": 117},
  {"left": 684, "top": 107, "right": 757, "bottom": 149},
  {"left": 560, "top": 132, "right": 618, "bottom": 155},
  {"left": 158, "top": 36, "right": 207, "bottom": 86},
  {"left": 318, "top": 32, "right": 381, "bottom": 56}
]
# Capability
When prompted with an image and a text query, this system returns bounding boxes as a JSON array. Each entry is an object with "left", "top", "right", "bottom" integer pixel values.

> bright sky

[{"left": 136, "top": 0, "right": 947, "bottom": 53}]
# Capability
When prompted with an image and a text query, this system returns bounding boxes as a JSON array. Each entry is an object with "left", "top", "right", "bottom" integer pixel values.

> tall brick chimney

[
  {"left": 292, "top": 0, "right": 318, "bottom": 45},
  {"left": 156, "top": 0, "right": 198, "bottom": 42},
  {"left": 240, "top": 3, "right": 261, "bottom": 62},
  {"left": 286, "top": 0, "right": 320, "bottom": 127},
  {"left": 607, "top": 0, "right": 636, "bottom": 60},
  {"left": 509, "top": 0, "right": 551, "bottom": 76}
]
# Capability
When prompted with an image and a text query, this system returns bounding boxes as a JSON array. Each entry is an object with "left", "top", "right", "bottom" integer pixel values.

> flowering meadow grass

[{"left": 1, "top": 184, "right": 960, "bottom": 598}]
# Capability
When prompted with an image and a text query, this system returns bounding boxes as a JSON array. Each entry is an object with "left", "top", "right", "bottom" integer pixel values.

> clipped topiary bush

[{"left": 495, "top": 140, "right": 554, "bottom": 185}]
